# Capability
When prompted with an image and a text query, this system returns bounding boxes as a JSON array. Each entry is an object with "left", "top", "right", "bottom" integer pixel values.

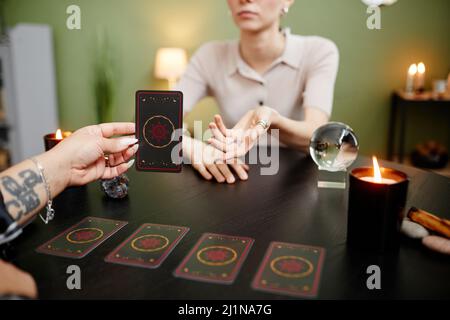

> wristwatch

[{"left": 0, "top": 191, "right": 22, "bottom": 246}]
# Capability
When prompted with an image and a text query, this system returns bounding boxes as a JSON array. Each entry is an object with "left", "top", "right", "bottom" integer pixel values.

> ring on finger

[
  {"left": 104, "top": 155, "right": 110, "bottom": 167},
  {"left": 256, "top": 119, "right": 269, "bottom": 130}
]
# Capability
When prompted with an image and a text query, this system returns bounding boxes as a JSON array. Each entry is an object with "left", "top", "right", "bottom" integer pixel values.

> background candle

[
  {"left": 347, "top": 157, "right": 409, "bottom": 252},
  {"left": 44, "top": 129, "right": 71, "bottom": 151},
  {"left": 415, "top": 62, "right": 426, "bottom": 92},
  {"left": 405, "top": 63, "right": 417, "bottom": 94}
]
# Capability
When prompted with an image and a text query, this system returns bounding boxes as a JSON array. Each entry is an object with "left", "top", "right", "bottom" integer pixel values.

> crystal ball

[{"left": 309, "top": 122, "right": 359, "bottom": 172}]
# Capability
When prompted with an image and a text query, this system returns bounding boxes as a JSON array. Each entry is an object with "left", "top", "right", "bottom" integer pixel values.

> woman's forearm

[
  {"left": 271, "top": 108, "right": 328, "bottom": 153},
  {"left": 0, "top": 148, "right": 68, "bottom": 226},
  {"left": 182, "top": 134, "right": 206, "bottom": 161}
]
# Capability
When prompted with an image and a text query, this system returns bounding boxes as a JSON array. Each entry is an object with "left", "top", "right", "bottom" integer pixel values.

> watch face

[{"left": 135, "top": 91, "right": 183, "bottom": 172}]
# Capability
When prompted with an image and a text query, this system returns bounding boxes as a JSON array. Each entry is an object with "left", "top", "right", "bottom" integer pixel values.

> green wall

[{"left": 4, "top": 0, "right": 450, "bottom": 157}]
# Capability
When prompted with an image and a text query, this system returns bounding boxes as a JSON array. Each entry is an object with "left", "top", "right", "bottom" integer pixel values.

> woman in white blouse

[{"left": 177, "top": 0, "right": 339, "bottom": 183}]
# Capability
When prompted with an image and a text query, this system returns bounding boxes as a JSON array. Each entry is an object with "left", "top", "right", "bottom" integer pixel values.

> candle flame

[
  {"left": 417, "top": 62, "right": 425, "bottom": 74},
  {"left": 408, "top": 64, "right": 417, "bottom": 75},
  {"left": 55, "top": 129, "right": 63, "bottom": 139},
  {"left": 372, "top": 156, "right": 382, "bottom": 183}
]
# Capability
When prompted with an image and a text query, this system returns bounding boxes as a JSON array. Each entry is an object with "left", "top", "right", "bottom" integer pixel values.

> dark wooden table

[{"left": 9, "top": 149, "right": 450, "bottom": 299}]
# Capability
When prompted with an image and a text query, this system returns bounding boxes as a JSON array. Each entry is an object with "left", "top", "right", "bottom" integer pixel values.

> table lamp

[{"left": 154, "top": 48, "right": 187, "bottom": 89}]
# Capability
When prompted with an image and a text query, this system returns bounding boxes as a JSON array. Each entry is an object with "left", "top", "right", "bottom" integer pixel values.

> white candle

[
  {"left": 406, "top": 64, "right": 417, "bottom": 93},
  {"left": 360, "top": 176, "right": 397, "bottom": 185},
  {"left": 415, "top": 62, "right": 426, "bottom": 91}
]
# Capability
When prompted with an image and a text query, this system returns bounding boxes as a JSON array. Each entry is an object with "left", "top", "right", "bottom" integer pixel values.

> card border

[
  {"left": 174, "top": 232, "right": 254, "bottom": 285},
  {"left": 105, "top": 223, "right": 190, "bottom": 269},
  {"left": 251, "top": 241, "right": 326, "bottom": 298},
  {"left": 135, "top": 90, "right": 183, "bottom": 173},
  {"left": 36, "top": 217, "right": 128, "bottom": 259}
]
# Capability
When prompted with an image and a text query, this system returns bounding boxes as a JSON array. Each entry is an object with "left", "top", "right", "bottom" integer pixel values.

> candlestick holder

[
  {"left": 347, "top": 167, "right": 409, "bottom": 252},
  {"left": 310, "top": 122, "right": 359, "bottom": 189}
]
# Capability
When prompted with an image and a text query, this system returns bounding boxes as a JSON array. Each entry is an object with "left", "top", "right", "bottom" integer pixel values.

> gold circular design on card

[
  {"left": 196, "top": 246, "right": 237, "bottom": 266},
  {"left": 131, "top": 234, "right": 169, "bottom": 252},
  {"left": 66, "top": 228, "right": 104, "bottom": 244},
  {"left": 143, "top": 115, "right": 175, "bottom": 149},
  {"left": 270, "top": 256, "right": 314, "bottom": 278}
]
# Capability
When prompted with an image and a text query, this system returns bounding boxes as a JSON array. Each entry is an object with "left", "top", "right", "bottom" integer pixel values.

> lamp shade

[
  {"left": 154, "top": 48, "right": 187, "bottom": 81},
  {"left": 361, "top": 0, "right": 397, "bottom": 5}
]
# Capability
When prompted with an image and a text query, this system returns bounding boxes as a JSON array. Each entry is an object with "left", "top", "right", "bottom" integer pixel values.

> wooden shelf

[
  {"left": 392, "top": 156, "right": 450, "bottom": 178},
  {"left": 396, "top": 90, "right": 450, "bottom": 102}
]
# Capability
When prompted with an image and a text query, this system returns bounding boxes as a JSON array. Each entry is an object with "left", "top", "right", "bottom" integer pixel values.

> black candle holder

[
  {"left": 44, "top": 131, "right": 71, "bottom": 151},
  {"left": 347, "top": 167, "right": 409, "bottom": 252}
]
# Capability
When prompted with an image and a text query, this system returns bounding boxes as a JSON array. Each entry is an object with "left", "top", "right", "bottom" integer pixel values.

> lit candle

[
  {"left": 347, "top": 156, "right": 409, "bottom": 252},
  {"left": 359, "top": 156, "right": 397, "bottom": 184},
  {"left": 415, "top": 62, "right": 426, "bottom": 92},
  {"left": 405, "top": 64, "right": 417, "bottom": 94},
  {"left": 44, "top": 128, "right": 72, "bottom": 151}
]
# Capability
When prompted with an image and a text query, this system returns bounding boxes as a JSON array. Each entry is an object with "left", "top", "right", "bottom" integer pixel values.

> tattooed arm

[
  {"left": 0, "top": 150, "right": 66, "bottom": 226},
  {"left": 0, "top": 122, "right": 137, "bottom": 227},
  {"left": 0, "top": 122, "right": 137, "bottom": 299}
]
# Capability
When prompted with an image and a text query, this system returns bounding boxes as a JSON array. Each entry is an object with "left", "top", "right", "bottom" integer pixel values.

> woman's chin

[{"left": 235, "top": 20, "right": 264, "bottom": 32}]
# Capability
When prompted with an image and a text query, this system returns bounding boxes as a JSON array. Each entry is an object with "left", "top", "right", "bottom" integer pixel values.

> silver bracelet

[{"left": 30, "top": 157, "right": 55, "bottom": 224}]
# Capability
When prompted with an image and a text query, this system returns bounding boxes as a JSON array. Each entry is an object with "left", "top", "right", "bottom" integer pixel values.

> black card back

[{"left": 135, "top": 90, "right": 183, "bottom": 172}]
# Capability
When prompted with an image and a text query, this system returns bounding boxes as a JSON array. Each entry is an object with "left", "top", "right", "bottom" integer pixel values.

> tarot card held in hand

[
  {"left": 135, "top": 90, "right": 183, "bottom": 172},
  {"left": 251, "top": 242, "right": 326, "bottom": 298},
  {"left": 174, "top": 233, "right": 254, "bottom": 284},
  {"left": 36, "top": 217, "right": 127, "bottom": 259},
  {"left": 105, "top": 223, "right": 189, "bottom": 269}
]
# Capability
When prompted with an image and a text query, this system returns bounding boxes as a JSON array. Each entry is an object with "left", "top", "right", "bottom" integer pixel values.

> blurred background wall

[{"left": 3, "top": 0, "right": 450, "bottom": 157}]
